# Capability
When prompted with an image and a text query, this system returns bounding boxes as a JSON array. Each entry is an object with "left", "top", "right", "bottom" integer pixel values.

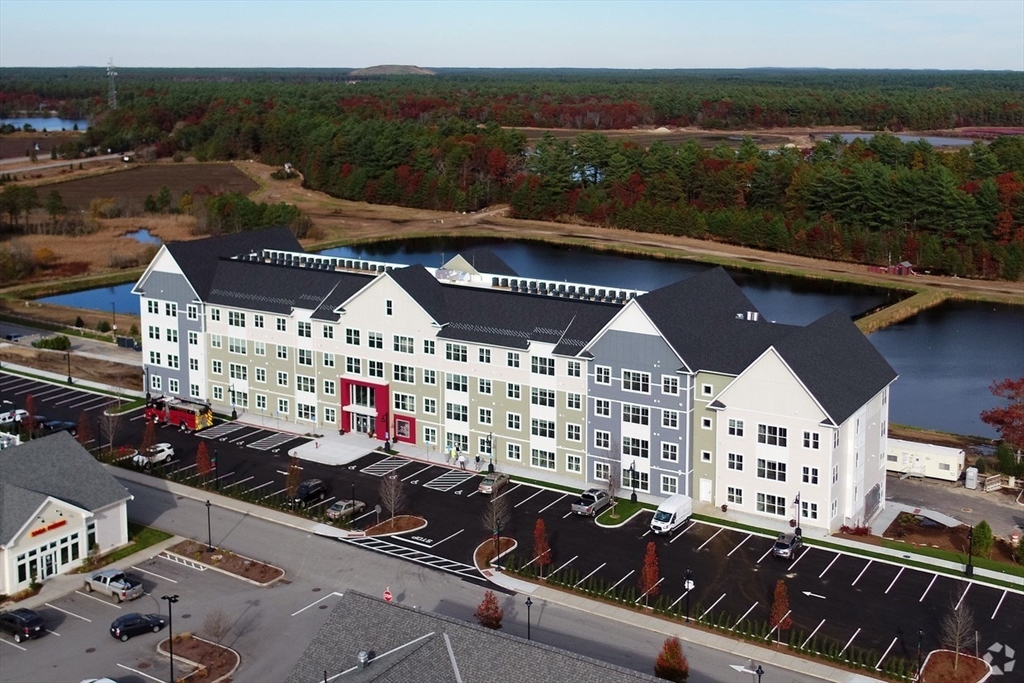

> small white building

[
  {"left": 885, "top": 438, "right": 965, "bottom": 482},
  {"left": 0, "top": 432, "right": 133, "bottom": 595}
]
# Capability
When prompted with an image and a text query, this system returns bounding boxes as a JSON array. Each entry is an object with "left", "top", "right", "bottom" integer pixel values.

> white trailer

[{"left": 885, "top": 438, "right": 965, "bottom": 482}]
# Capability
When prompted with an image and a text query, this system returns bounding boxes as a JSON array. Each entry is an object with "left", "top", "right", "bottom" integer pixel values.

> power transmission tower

[{"left": 107, "top": 59, "right": 118, "bottom": 109}]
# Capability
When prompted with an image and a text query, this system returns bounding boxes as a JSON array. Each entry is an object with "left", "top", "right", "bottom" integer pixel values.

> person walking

[
  {"left": 458, "top": 452, "right": 467, "bottom": 470},
  {"left": 475, "top": 454, "right": 481, "bottom": 471}
]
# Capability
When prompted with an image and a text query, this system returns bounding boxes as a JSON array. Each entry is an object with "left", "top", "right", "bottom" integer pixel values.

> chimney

[{"left": 358, "top": 651, "right": 370, "bottom": 670}]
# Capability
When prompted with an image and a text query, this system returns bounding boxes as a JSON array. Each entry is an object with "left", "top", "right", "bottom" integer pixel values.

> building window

[
  {"left": 322, "top": 352, "right": 335, "bottom": 368},
  {"left": 480, "top": 437, "right": 493, "bottom": 455},
  {"left": 595, "top": 366, "right": 611, "bottom": 385},
  {"left": 148, "top": 326, "right": 160, "bottom": 340},
  {"left": 424, "top": 398, "right": 437, "bottom": 415},
  {"left": 622, "top": 436, "right": 649, "bottom": 459},
  {"left": 422, "top": 368, "right": 436, "bottom": 385},
  {"left": 385, "top": 300, "right": 393, "bottom": 316},
  {"left": 190, "top": 383, "right": 200, "bottom": 398},
  {"left": 276, "top": 317, "right": 286, "bottom": 332},
  {"left": 346, "top": 357, "right": 362, "bottom": 375},
  {"left": 728, "top": 419, "right": 744, "bottom": 437},
  {"left": 323, "top": 325, "right": 335, "bottom": 340},
  {"left": 165, "top": 303, "right": 177, "bottom": 317},
  {"left": 446, "top": 373, "right": 468, "bottom": 392},
  {"left": 802, "top": 501, "right": 819, "bottom": 520},
  {"left": 478, "top": 378, "right": 492, "bottom": 395},
  {"left": 423, "top": 339, "right": 435, "bottom": 355},
  {"left": 210, "top": 308, "right": 221, "bottom": 322},
  {"left": 424, "top": 426, "right": 437, "bottom": 444},
  {"left": 756, "top": 493, "right": 786, "bottom": 516},
  {"left": 446, "top": 343, "right": 467, "bottom": 362},
  {"left": 531, "top": 388, "right": 555, "bottom": 407},
  {"left": 566, "top": 423, "right": 581, "bottom": 441},
  {"left": 622, "top": 404, "right": 649, "bottom": 425},
  {"left": 531, "top": 419, "right": 555, "bottom": 439},
  {"left": 324, "top": 407, "right": 337, "bottom": 424},
  {"left": 595, "top": 461, "right": 611, "bottom": 482},
  {"left": 167, "top": 354, "right": 179, "bottom": 369},
  {"left": 187, "top": 304, "right": 198, "bottom": 320},
  {"left": 322, "top": 379, "right": 336, "bottom": 396},
  {"left": 832, "top": 465, "right": 839, "bottom": 484},
  {"left": 507, "top": 443, "right": 522, "bottom": 461},
  {"left": 298, "top": 349, "right": 312, "bottom": 366},
  {"left": 479, "top": 407, "right": 492, "bottom": 425},
  {"left": 394, "top": 393, "right": 416, "bottom": 413},
  {"left": 188, "top": 331, "right": 198, "bottom": 346},
  {"left": 661, "top": 475, "right": 678, "bottom": 495},
  {"left": 622, "top": 469, "right": 649, "bottom": 493},
  {"left": 567, "top": 393, "right": 581, "bottom": 410},
  {"left": 662, "top": 409, "right": 679, "bottom": 429},
  {"left": 507, "top": 413, "right": 521, "bottom": 430},
  {"left": 758, "top": 424, "right": 788, "bottom": 447},
  {"left": 152, "top": 375, "right": 163, "bottom": 391},
  {"left": 531, "top": 356, "right": 555, "bottom": 376},
  {"left": 567, "top": 360, "right": 581, "bottom": 377},
  {"left": 507, "top": 383, "right": 521, "bottom": 400},
  {"left": 728, "top": 487, "right": 743, "bottom": 505},
  {"left": 189, "top": 358, "right": 199, "bottom": 371},
  {"left": 803, "top": 431, "right": 820, "bottom": 449},
  {"left": 211, "top": 334, "right": 222, "bottom": 349},
  {"left": 833, "top": 430, "right": 840, "bottom": 449},
  {"left": 662, "top": 375, "right": 679, "bottom": 395},
  {"left": 255, "top": 367, "right": 266, "bottom": 383},
  {"left": 296, "top": 375, "right": 315, "bottom": 393},
  {"left": 394, "top": 365, "right": 415, "bottom": 383},
  {"left": 803, "top": 466, "right": 819, "bottom": 485},
  {"left": 255, "top": 394, "right": 267, "bottom": 411},
  {"left": 507, "top": 352, "right": 520, "bottom": 368},
  {"left": 254, "top": 314, "right": 264, "bottom": 328},
  {"left": 296, "top": 403, "right": 315, "bottom": 420},
  {"left": 479, "top": 348, "right": 491, "bottom": 363},
  {"left": 277, "top": 371, "right": 288, "bottom": 387},
  {"left": 253, "top": 340, "right": 265, "bottom": 355},
  {"left": 148, "top": 300, "right": 159, "bottom": 314},
  {"left": 276, "top": 344, "right": 287, "bottom": 360},
  {"left": 567, "top": 454, "right": 582, "bottom": 473},
  {"left": 394, "top": 335, "right": 414, "bottom": 354},
  {"left": 167, "top": 328, "right": 179, "bottom": 342},
  {"left": 531, "top": 449, "right": 555, "bottom": 470},
  {"left": 622, "top": 370, "right": 650, "bottom": 393},
  {"left": 664, "top": 443, "right": 679, "bottom": 462},
  {"left": 229, "top": 363, "right": 247, "bottom": 380},
  {"left": 446, "top": 403, "right": 468, "bottom": 422},
  {"left": 831, "top": 500, "right": 838, "bottom": 518},
  {"left": 346, "top": 328, "right": 360, "bottom": 345},
  {"left": 228, "top": 311, "right": 245, "bottom": 327},
  {"left": 150, "top": 351, "right": 162, "bottom": 365},
  {"left": 728, "top": 452, "right": 744, "bottom": 471},
  {"left": 210, "top": 359, "right": 221, "bottom": 374},
  {"left": 594, "top": 430, "right": 610, "bottom": 449},
  {"left": 212, "top": 385, "right": 222, "bottom": 401},
  {"left": 368, "top": 332, "right": 383, "bottom": 349},
  {"left": 699, "top": 449, "right": 711, "bottom": 462},
  {"left": 368, "top": 360, "right": 384, "bottom": 378},
  {"left": 701, "top": 417, "right": 712, "bottom": 430},
  {"left": 757, "top": 459, "right": 787, "bottom": 481},
  {"left": 229, "top": 337, "right": 246, "bottom": 355},
  {"left": 595, "top": 399, "right": 611, "bottom": 417},
  {"left": 277, "top": 398, "right": 290, "bottom": 416}
]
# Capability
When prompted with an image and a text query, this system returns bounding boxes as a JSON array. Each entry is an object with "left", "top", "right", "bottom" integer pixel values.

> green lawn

[
  {"left": 597, "top": 498, "right": 652, "bottom": 526},
  {"left": 78, "top": 523, "right": 173, "bottom": 570}
]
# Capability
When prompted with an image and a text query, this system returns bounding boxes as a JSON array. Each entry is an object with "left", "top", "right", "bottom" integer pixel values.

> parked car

[
  {"left": 292, "top": 479, "right": 329, "bottom": 506},
  {"left": 571, "top": 488, "right": 612, "bottom": 516},
  {"left": 0, "top": 608, "right": 45, "bottom": 643},
  {"left": 772, "top": 530, "right": 803, "bottom": 559},
  {"left": 109, "top": 613, "right": 166, "bottom": 641},
  {"left": 42, "top": 419, "right": 78, "bottom": 436},
  {"left": 0, "top": 409, "right": 28, "bottom": 425},
  {"left": 132, "top": 442, "right": 175, "bottom": 468},
  {"left": 326, "top": 499, "right": 366, "bottom": 520},
  {"left": 477, "top": 472, "right": 510, "bottom": 494}
]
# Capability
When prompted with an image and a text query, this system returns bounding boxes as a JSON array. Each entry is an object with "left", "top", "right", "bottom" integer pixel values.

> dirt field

[
  {"left": 0, "top": 344, "right": 141, "bottom": 389},
  {"left": 0, "top": 131, "right": 83, "bottom": 159}
]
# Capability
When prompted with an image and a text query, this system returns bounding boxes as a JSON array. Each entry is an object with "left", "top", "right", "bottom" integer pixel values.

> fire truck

[{"left": 144, "top": 397, "right": 214, "bottom": 433}]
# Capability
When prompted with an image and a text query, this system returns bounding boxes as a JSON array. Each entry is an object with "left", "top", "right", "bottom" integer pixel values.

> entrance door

[
  {"left": 41, "top": 550, "right": 57, "bottom": 580},
  {"left": 699, "top": 478, "right": 712, "bottom": 502},
  {"left": 354, "top": 414, "right": 370, "bottom": 434}
]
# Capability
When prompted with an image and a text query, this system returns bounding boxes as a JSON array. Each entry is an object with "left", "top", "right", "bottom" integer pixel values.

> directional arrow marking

[
  {"left": 729, "top": 665, "right": 758, "bottom": 674},
  {"left": 802, "top": 591, "right": 826, "bottom": 599}
]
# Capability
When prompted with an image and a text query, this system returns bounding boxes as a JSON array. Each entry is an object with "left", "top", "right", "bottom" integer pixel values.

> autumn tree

[
  {"left": 75, "top": 410, "right": 93, "bottom": 447},
  {"left": 196, "top": 442, "right": 212, "bottom": 482},
  {"left": 474, "top": 590, "right": 504, "bottom": 630},
  {"left": 285, "top": 455, "right": 302, "bottom": 502},
  {"left": 940, "top": 592, "right": 974, "bottom": 672},
  {"left": 769, "top": 579, "right": 792, "bottom": 645},
  {"left": 23, "top": 394, "right": 36, "bottom": 437},
  {"left": 140, "top": 418, "right": 156, "bottom": 454},
  {"left": 638, "top": 541, "right": 660, "bottom": 607},
  {"left": 533, "top": 518, "right": 551, "bottom": 578},
  {"left": 980, "top": 377, "right": 1024, "bottom": 449},
  {"left": 654, "top": 637, "right": 689, "bottom": 682},
  {"left": 379, "top": 473, "right": 406, "bottom": 521}
]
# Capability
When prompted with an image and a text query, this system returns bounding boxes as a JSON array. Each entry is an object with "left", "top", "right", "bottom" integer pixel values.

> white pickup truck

[{"left": 83, "top": 570, "right": 144, "bottom": 602}]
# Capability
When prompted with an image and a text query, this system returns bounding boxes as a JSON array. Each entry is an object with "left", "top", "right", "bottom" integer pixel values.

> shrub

[{"left": 96, "top": 320, "right": 111, "bottom": 333}]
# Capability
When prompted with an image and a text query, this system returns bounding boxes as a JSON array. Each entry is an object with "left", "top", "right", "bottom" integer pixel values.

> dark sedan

[
  {"left": 109, "top": 613, "right": 166, "bottom": 641},
  {"left": 42, "top": 419, "right": 78, "bottom": 436}
]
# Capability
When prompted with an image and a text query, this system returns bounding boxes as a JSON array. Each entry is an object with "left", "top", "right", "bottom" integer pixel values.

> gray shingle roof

[
  {"left": 0, "top": 432, "right": 132, "bottom": 545},
  {"left": 444, "top": 247, "right": 518, "bottom": 276},
  {"left": 207, "top": 260, "right": 372, "bottom": 314},
  {"left": 286, "top": 591, "right": 661, "bottom": 683}
]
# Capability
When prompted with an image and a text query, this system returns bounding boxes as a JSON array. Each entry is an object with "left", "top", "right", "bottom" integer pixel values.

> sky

[{"left": 1, "top": 0, "right": 1022, "bottom": 71}]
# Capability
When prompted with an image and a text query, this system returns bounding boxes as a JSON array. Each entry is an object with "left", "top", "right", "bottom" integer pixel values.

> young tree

[
  {"left": 379, "top": 473, "right": 406, "bottom": 521},
  {"left": 606, "top": 453, "right": 621, "bottom": 518},
  {"left": 99, "top": 410, "right": 125, "bottom": 452},
  {"left": 473, "top": 590, "right": 504, "bottom": 630},
  {"left": 769, "top": 579, "right": 792, "bottom": 645},
  {"left": 44, "top": 189, "right": 66, "bottom": 226},
  {"left": 940, "top": 591, "right": 974, "bottom": 671},
  {"left": 533, "top": 518, "right": 551, "bottom": 578},
  {"left": 286, "top": 455, "right": 302, "bottom": 501},
  {"left": 75, "top": 410, "right": 93, "bottom": 447},
  {"left": 980, "top": 377, "right": 1024, "bottom": 449},
  {"left": 481, "top": 490, "right": 512, "bottom": 552},
  {"left": 23, "top": 394, "right": 36, "bottom": 438},
  {"left": 972, "top": 520, "right": 994, "bottom": 558},
  {"left": 202, "top": 609, "right": 232, "bottom": 643},
  {"left": 638, "top": 541, "right": 660, "bottom": 606},
  {"left": 654, "top": 637, "right": 689, "bottom": 682},
  {"left": 196, "top": 442, "right": 213, "bottom": 482},
  {"left": 140, "top": 418, "right": 156, "bottom": 455}
]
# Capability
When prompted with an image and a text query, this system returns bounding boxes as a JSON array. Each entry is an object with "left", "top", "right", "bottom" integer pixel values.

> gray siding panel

[{"left": 140, "top": 272, "right": 197, "bottom": 398}]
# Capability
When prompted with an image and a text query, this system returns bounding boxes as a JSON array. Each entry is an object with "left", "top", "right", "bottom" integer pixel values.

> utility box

[{"left": 965, "top": 466, "right": 978, "bottom": 490}]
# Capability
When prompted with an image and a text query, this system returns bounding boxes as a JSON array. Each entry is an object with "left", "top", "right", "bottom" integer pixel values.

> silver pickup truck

[
  {"left": 83, "top": 570, "right": 144, "bottom": 602},
  {"left": 571, "top": 488, "right": 611, "bottom": 517}
]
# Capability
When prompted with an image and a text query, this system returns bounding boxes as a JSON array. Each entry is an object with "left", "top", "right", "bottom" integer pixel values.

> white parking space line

[
  {"left": 0, "top": 639, "right": 27, "bottom": 651},
  {"left": 954, "top": 584, "right": 971, "bottom": 611},
  {"left": 538, "top": 494, "right": 567, "bottom": 514},
  {"left": 70, "top": 396, "right": 115, "bottom": 411},
  {"left": 919, "top": 574, "right": 938, "bottom": 602},
  {"left": 2, "top": 378, "right": 34, "bottom": 391},
  {"left": 550, "top": 555, "right": 578, "bottom": 577},
  {"left": 402, "top": 465, "right": 434, "bottom": 482},
  {"left": 786, "top": 546, "right": 810, "bottom": 571},
  {"left": 696, "top": 528, "right": 722, "bottom": 551},
  {"left": 727, "top": 534, "right": 751, "bottom": 556},
  {"left": 55, "top": 392, "right": 95, "bottom": 406},
  {"left": 605, "top": 570, "right": 635, "bottom": 595},
  {"left": 228, "top": 429, "right": 263, "bottom": 444},
  {"left": 991, "top": 591, "right": 1007, "bottom": 619},
  {"left": 875, "top": 635, "right": 898, "bottom": 670},
  {"left": 131, "top": 566, "right": 178, "bottom": 583},
  {"left": 574, "top": 562, "right": 606, "bottom": 588},
  {"left": 223, "top": 475, "right": 253, "bottom": 490},
  {"left": 699, "top": 593, "right": 726, "bottom": 620},
  {"left": 492, "top": 483, "right": 522, "bottom": 502},
  {"left": 765, "top": 609, "right": 791, "bottom": 641},
  {"left": 851, "top": 560, "right": 873, "bottom": 586},
  {"left": 636, "top": 577, "right": 665, "bottom": 604},
  {"left": 353, "top": 509, "right": 377, "bottom": 523},
  {"left": 562, "top": 510, "right": 574, "bottom": 519},
  {"left": 432, "top": 529, "right": 464, "bottom": 548},
  {"left": 45, "top": 602, "right": 91, "bottom": 622},
  {"left": 45, "top": 628, "right": 61, "bottom": 636},
  {"left": 801, "top": 619, "right": 826, "bottom": 649},
  {"left": 291, "top": 591, "right": 344, "bottom": 617},
  {"left": 308, "top": 497, "right": 336, "bottom": 512},
  {"left": 466, "top": 490, "right": 479, "bottom": 497},
  {"left": 29, "top": 386, "right": 66, "bottom": 399},
  {"left": 243, "top": 481, "right": 274, "bottom": 495},
  {"left": 818, "top": 553, "right": 840, "bottom": 578},
  {"left": 513, "top": 489, "right": 545, "bottom": 508},
  {"left": 884, "top": 567, "right": 904, "bottom": 594},
  {"left": 839, "top": 627, "right": 860, "bottom": 656},
  {"left": 262, "top": 487, "right": 288, "bottom": 500},
  {"left": 116, "top": 663, "right": 165, "bottom": 682},
  {"left": 731, "top": 601, "right": 759, "bottom": 631},
  {"left": 668, "top": 590, "right": 689, "bottom": 611},
  {"left": 73, "top": 591, "right": 122, "bottom": 608}
]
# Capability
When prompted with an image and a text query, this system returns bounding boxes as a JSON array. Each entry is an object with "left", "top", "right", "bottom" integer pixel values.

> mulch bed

[
  {"left": 920, "top": 649, "right": 990, "bottom": 683},
  {"left": 160, "top": 633, "right": 238, "bottom": 682},
  {"left": 474, "top": 537, "right": 516, "bottom": 570},
  {"left": 169, "top": 540, "right": 283, "bottom": 585},
  {"left": 881, "top": 513, "right": 1020, "bottom": 565},
  {"left": 364, "top": 515, "right": 426, "bottom": 536}
]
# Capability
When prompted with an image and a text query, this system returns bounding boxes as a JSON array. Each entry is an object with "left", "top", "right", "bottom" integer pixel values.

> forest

[{"left": 2, "top": 68, "right": 1023, "bottom": 279}]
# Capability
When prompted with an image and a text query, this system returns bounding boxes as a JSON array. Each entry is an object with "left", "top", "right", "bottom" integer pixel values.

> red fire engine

[{"left": 144, "top": 397, "right": 214, "bottom": 433}]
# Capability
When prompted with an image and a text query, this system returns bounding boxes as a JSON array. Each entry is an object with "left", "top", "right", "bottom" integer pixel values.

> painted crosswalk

[
  {"left": 335, "top": 536, "right": 483, "bottom": 581},
  {"left": 248, "top": 432, "right": 299, "bottom": 451},
  {"left": 360, "top": 456, "right": 409, "bottom": 477},
  {"left": 423, "top": 470, "right": 478, "bottom": 492},
  {"left": 197, "top": 423, "right": 246, "bottom": 439}
]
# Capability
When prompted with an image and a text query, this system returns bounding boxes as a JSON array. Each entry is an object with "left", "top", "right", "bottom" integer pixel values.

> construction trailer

[{"left": 885, "top": 438, "right": 965, "bottom": 482}]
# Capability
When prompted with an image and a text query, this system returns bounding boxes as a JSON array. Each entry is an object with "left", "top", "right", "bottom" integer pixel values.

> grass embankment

[
  {"left": 597, "top": 499, "right": 652, "bottom": 526},
  {"left": 77, "top": 523, "right": 173, "bottom": 570},
  {"left": 856, "top": 289, "right": 951, "bottom": 334}
]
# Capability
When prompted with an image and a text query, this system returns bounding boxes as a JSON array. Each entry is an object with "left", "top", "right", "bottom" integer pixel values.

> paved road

[
  {"left": 0, "top": 152, "right": 123, "bottom": 171},
  {"left": 887, "top": 475, "right": 1024, "bottom": 534}
]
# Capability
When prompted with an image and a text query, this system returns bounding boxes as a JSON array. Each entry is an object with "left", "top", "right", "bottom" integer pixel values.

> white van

[
  {"left": 650, "top": 494, "right": 692, "bottom": 535},
  {"left": 0, "top": 409, "right": 28, "bottom": 425}
]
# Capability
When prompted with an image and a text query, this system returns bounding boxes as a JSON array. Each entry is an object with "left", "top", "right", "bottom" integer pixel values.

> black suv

[
  {"left": 0, "top": 608, "right": 45, "bottom": 643},
  {"left": 109, "top": 613, "right": 166, "bottom": 641},
  {"left": 292, "top": 479, "right": 329, "bottom": 506},
  {"left": 772, "top": 529, "right": 803, "bottom": 559},
  {"left": 42, "top": 419, "right": 78, "bottom": 436}
]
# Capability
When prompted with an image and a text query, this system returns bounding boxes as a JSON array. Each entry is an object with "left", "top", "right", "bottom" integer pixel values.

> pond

[
  {"left": 833, "top": 133, "right": 978, "bottom": 147},
  {"left": 0, "top": 117, "right": 89, "bottom": 131}
]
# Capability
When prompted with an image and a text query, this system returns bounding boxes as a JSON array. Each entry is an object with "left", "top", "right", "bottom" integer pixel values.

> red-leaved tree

[
  {"left": 981, "top": 377, "right": 1024, "bottom": 449},
  {"left": 770, "top": 579, "right": 792, "bottom": 645},
  {"left": 140, "top": 418, "right": 156, "bottom": 454},
  {"left": 654, "top": 636, "right": 689, "bottom": 682},
  {"left": 24, "top": 394, "right": 36, "bottom": 437},
  {"left": 76, "top": 410, "right": 93, "bottom": 447},
  {"left": 196, "top": 442, "right": 212, "bottom": 482},
  {"left": 638, "top": 541, "right": 660, "bottom": 607},
  {"left": 474, "top": 590, "right": 503, "bottom": 630},
  {"left": 533, "top": 518, "right": 551, "bottom": 578}
]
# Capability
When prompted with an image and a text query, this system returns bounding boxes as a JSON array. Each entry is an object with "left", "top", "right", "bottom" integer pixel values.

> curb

[
  {"left": 160, "top": 549, "right": 285, "bottom": 587},
  {"left": 158, "top": 633, "right": 241, "bottom": 683},
  {"left": 597, "top": 506, "right": 651, "bottom": 529}
]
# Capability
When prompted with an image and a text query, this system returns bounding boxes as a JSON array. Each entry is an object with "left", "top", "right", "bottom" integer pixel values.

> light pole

[
  {"left": 629, "top": 460, "right": 638, "bottom": 503},
  {"left": 144, "top": 366, "right": 151, "bottom": 402},
  {"left": 205, "top": 500, "right": 213, "bottom": 552},
  {"left": 161, "top": 594, "right": 179, "bottom": 683},
  {"left": 966, "top": 525, "right": 974, "bottom": 577},
  {"left": 229, "top": 386, "right": 237, "bottom": 421},
  {"left": 212, "top": 449, "right": 219, "bottom": 491},
  {"left": 683, "top": 568, "right": 694, "bottom": 623},
  {"left": 525, "top": 596, "right": 533, "bottom": 640},
  {"left": 351, "top": 481, "right": 356, "bottom": 506},
  {"left": 66, "top": 351, "right": 72, "bottom": 384},
  {"left": 756, "top": 665, "right": 764, "bottom": 683},
  {"left": 487, "top": 432, "right": 494, "bottom": 474},
  {"left": 111, "top": 302, "right": 117, "bottom": 334},
  {"left": 917, "top": 628, "right": 923, "bottom": 679}
]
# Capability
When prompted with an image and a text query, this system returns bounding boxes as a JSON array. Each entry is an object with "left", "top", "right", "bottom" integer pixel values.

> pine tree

[
  {"left": 638, "top": 541, "right": 660, "bottom": 606},
  {"left": 654, "top": 637, "right": 689, "bottom": 682},
  {"left": 533, "top": 518, "right": 551, "bottom": 578},
  {"left": 474, "top": 590, "right": 503, "bottom": 630},
  {"left": 770, "top": 579, "right": 792, "bottom": 645},
  {"left": 972, "top": 520, "right": 993, "bottom": 558}
]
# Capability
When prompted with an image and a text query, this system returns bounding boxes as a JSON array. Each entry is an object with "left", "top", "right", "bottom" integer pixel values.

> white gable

[
  {"left": 608, "top": 300, "right": 661, "bottom": 336},
  {"left": 718, "top": 347, "right": 826, "bottom": 422},
  {"left": 339, "top": 274, "right": 438, "bottom": 332},
  {"left": 132, "top": 245, "right": 188, "bottom": 294}
]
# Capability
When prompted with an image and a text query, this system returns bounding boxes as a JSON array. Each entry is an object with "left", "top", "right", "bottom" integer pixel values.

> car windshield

[{"left": 653, "top": 510, "right": 672, "bottom": 522}]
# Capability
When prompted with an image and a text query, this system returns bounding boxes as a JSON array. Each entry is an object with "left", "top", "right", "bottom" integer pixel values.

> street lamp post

[
  {"left": 230, "top": 387, "right": 237, "bottom": 421},
  {"left": 683, "top": 568, "right": 694, "bottom": 623},
  {"left": 205, "top": 500, "right": 213, "bottom": 552},
  {"left": 212, "top": 449, "right": 219, "bottom": 491},
  {"left": 629, "top": 460, "right": 638, "bottom": 503},
  {"left": 966, "top": 525, "right": 974, "bottom": 577},
  {"left": 161, "top": 594, "right": 179, "bottom": 683},
  {"left": 756, "top": 665, "right": 764, "bottom": 683},
  {"left": 525, "top": 596, "right": 533, "bottom": 640},
  {"left": 487, "top": 432, "right": 494, "bottom": 474},
  {"left": 111, "top": 302, "right": 116, "bottom": 334},
  {"left": 351, "top": 481, "right": 356, "bottom": 506},
  {"left": 917, "top": 628, "right": 923, "bottom": 678},
  {"left": 144, "top": 366, "right": 151, "bottom": 402},
  {"left": 66, "top": 351, "right": 72, "bottom": 384}
]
